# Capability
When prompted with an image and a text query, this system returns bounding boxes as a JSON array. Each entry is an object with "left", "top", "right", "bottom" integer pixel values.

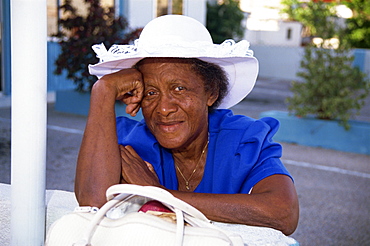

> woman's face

[{"left": 139, "top": 58, "right": 217, "bottom": 150}]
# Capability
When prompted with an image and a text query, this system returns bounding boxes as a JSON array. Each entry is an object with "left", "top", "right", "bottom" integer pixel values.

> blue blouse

[{"left": 116, "top": 109, "right": 291, "bottom": 194}]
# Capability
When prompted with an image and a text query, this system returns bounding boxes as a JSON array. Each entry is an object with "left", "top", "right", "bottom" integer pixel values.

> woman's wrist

[{"left": 90, "top": 79, "right": 118, "bottom": 106}]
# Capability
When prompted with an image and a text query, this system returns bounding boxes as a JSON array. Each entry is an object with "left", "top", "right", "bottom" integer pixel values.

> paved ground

[{"left": 0, "top": 77, "right": 369, "bottom": 245}]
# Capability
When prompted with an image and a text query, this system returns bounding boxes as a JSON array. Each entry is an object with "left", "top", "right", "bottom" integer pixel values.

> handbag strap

[
  {"left": 72, "top": 184, "right": 209, "bottom": 246},
  {"left": 106, "top": 184, "right": 210, "bottom": 223},
  {"left": 73, "top": 193, "right": 131, "bottom": 246}
]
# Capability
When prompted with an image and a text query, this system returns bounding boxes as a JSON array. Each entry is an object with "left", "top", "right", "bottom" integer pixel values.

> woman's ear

[{"left": 207, "top": 91, "right": 219, "bottom": 107}]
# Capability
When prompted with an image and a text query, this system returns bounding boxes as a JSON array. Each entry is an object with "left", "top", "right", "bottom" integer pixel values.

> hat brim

[{"left": 88, "top": 56, "right": 258, "bottom": 109}]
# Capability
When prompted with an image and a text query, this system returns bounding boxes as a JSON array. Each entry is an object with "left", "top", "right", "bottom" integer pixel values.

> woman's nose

[{"left": 157, "top": 94, "right": 177, "bottom": 116}]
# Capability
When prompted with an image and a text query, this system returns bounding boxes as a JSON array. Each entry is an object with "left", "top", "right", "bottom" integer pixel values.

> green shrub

[
  {"left": 206, "top": 0, "right": 245, "bottom": 44},
  {"left": 287, "top": 46, "right": 369, "bottom": 130}
]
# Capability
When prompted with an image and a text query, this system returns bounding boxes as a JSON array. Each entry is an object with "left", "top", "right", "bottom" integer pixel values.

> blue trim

[
  {"left": 260, "top": 111, "right": 370, "bottom": 155},
  {"left": 2, "top": 0, "right": 11, "bottom": 95},
  {"left": 353, "top": 49, "right": 366, "bottom": 72}
]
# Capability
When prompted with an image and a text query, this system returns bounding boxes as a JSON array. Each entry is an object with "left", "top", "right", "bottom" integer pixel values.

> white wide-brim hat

[{"left": 89, "top": 15, "right": 259, "bottom": 109}]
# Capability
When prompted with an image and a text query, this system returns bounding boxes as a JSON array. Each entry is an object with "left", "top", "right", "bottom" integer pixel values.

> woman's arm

[
  {"left": 74, "top": 69, "right": 144, "bottom": 207},
  {"left": 170, "top": 174, "right": 299, "bottom": 235}
]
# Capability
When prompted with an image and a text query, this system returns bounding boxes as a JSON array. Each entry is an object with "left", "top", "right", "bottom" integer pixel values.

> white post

[{"left": 10, "top": 0, "right": 47, "bottom": 244}]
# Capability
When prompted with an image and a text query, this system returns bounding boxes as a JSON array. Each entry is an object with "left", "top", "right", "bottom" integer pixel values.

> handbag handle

[
  {"left": 73, "top": 184, "right": 211, "bottom": 246},
  {"left": 106, "top": 184, "right": 210, "bottom": 223}
]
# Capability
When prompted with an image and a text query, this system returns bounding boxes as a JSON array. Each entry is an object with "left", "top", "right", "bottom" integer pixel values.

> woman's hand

[
  {"left": 119, "top": 145, "right": 161, "bottom": 187},
  {"left": 98, "top": 68, "right": 144, "bottom": 116}
]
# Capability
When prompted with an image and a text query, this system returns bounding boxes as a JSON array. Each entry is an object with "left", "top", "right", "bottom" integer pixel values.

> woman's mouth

[{"left": 157, "top": 121, "right": 183, "bottom": 133}]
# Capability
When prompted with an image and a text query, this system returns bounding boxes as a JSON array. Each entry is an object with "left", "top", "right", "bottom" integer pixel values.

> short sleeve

[{"left": 237, "top": 117, "right": 292, "bottom": 193}]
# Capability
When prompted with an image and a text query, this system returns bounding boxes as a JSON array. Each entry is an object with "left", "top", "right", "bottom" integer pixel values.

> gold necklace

[{"left": 175, "top": 138, "right": 209, "bottom": 190}]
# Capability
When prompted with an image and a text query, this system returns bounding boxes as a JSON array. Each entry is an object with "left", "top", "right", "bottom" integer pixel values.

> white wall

[
  {"left": 183, "top": 0, "right": 207, "bottom": 25},
  {"left": 252, "top": 45, "right": 304, "bottom": 81},
  {"left": 127, "top": 0, "right": 207, "bottom": 29},
  {"left": 245, "top": 21, "right": 302, "bottom": 47},
  {"left": 127, "top": 0, "right": 155, "bottom": 28}
]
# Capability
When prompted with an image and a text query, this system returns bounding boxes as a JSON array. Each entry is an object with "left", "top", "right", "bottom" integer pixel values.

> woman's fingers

[
  {"left": 119, "top": 145, "right": 160, "bottom": 186},
  {"left": 100, "top": 68, "right": 144, "bottom": 103},
  {"left": 145, "top": 161, "right": 156, "bottom": 174},
  {"left": 125, "top": 102, "right": 141, "bottom": 117},
  {"left": 100, "top": 68, "right": 144, "bottom": 116},
  {"left": 119, "top": 145, "right": 136, "bottom": 164}
]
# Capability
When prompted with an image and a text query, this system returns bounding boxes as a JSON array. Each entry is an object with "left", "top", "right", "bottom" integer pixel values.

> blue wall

[
  {"left": 47, "top": 41, "right": 76, "bottom": 91},
  {"left": 1, "top": 38, "right": 76, "bottom": 94}
]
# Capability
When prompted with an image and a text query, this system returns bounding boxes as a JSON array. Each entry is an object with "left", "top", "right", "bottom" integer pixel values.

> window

[
  {"left": 47, "top": 0, "right": 58, "bottom": 36},
  {"left": 287, "top": 28, "right": 292, "bottom": 40},
  {"left": 157, "top": 0, "right": 183, "bottom": 17},
  {"left": 47, "top": 0, "right": 114, "bottom": 36}
]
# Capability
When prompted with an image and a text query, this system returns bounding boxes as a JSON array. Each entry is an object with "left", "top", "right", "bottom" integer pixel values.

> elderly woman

[{"left": 75, "top": 15, "right": 299, "bottom": 235}]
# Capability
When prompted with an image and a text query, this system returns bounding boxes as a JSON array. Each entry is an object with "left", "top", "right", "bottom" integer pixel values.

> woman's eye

[
  {"left": 146, "top": 91, "right": 156, "bottom": 96},
  {"left": 175, "top": 86, "right": 185, "bottom": 91}
]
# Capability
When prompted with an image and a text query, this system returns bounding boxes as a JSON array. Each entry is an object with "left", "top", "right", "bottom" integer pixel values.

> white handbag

[{"left": 45, "top": 184, "right": 243, "bottom": 246}]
